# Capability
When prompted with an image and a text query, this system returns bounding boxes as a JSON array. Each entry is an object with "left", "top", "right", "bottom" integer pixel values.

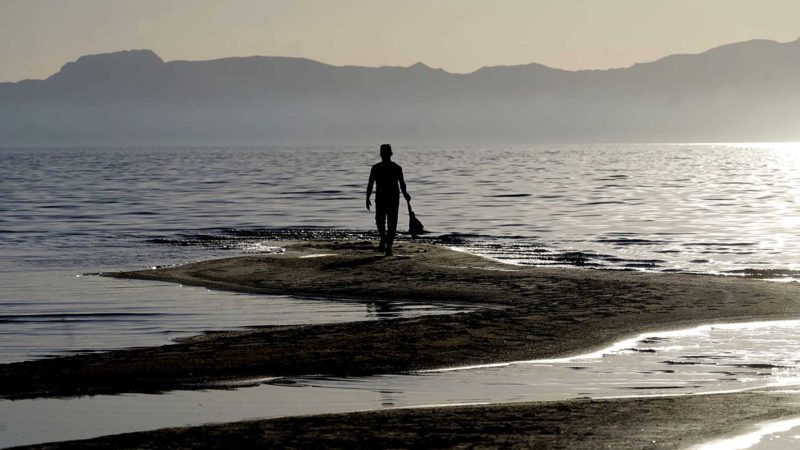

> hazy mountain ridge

[{"left": 2, "top": 39, "right": 800, "bottom": 144}]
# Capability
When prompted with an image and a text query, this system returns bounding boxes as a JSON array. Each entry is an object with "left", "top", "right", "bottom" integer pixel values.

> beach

[{"left": 5, "top": 241, "right": 800, "bottom": 448}]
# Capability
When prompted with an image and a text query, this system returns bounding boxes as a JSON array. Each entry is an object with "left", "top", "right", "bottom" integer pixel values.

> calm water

[
  {"left": 4, "top": 143, "right": 800, "bottom": 273},
  {"left": 2, "top": 143, "right": 800, "bottom": 361}
]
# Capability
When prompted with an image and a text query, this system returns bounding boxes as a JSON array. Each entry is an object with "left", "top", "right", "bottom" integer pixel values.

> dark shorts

[{"left": 375, "top": 196, "right": 400, "bottom": 243}]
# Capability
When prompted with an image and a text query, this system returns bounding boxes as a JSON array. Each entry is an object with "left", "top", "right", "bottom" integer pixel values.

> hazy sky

[{"left": 1, "top": 0, "right": 799, "bottom": 82}]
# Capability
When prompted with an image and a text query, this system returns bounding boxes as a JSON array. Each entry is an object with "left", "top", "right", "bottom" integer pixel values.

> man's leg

[
  {"left": 385, "top": 199, "right": 399, "bottom": 255},
  {"left": 375, "top": 202, "right": 387, "bottom": 252}
]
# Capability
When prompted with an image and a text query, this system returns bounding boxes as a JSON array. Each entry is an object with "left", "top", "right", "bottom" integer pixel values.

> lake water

[
  {"left": 3, "top": 143, "right": 800, "bottom": 360},
  {"left": 2, "top": 144, "right": 800, "bottom": 446}
]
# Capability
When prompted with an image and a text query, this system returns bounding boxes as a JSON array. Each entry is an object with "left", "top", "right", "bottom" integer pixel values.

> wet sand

[{"left": 5, "top": 241, "right": 800, "bottom": 447}]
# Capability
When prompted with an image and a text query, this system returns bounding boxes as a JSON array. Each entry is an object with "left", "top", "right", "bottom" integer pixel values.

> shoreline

[
  {"left": 5, "top": 319, "right": 800, "bottom": 448},
  {"left": 5, "top": 240, "right": 800, "bottom": 447},
  {"left": 3, "top": 241, "right": 800, "bottom": 399}
]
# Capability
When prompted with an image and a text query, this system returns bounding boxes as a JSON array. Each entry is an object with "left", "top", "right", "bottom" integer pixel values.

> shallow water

[
  {"left": 695, "top": 416, "right": 800, "bottom": 450},
  {"left": 3, "top": 320, "right": 800, "bottom": 448},
  {"left": 0, "top": 270, "right": 475, "bottom": 364}
]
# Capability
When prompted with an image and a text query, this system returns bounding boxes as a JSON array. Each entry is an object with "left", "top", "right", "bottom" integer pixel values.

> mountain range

[{"left": 2, "top": 38, "right": 800, "bottom": 145}]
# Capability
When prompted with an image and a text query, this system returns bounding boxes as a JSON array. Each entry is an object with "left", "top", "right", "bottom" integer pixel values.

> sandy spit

[{"left": 3, "top": 241, "right": 800, "bottom": 399}]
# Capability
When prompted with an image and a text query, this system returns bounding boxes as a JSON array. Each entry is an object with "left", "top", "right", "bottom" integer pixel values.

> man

[{"left": 366, "top": 143, "right": 411, "bottom": 256}]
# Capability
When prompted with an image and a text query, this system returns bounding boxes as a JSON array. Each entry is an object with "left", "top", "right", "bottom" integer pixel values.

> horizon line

[{"left": 2, "top": 141, "right": 800, "bottom": 150}]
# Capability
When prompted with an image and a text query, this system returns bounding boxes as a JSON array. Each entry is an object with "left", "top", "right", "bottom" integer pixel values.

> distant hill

[{"left": 2, "top": 39, "right": 800, "bottom": 145}]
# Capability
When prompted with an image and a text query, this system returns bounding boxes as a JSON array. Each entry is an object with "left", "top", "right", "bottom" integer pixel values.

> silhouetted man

[{"left": 366, "top": 144, "right": 411, "bottom": 256}]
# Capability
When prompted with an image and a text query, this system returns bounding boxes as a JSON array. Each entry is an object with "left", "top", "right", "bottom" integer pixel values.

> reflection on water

[
  {"left": 298, "top": 320, "right": 800, "bottom": 402},
  {"left": 0, "top": 272, "right": 476, "bottom": 364},
  {"left": 2, "top": 320, "right": 799, "bottom": 448},
  {"left": 694, "top": 416, "right": 800, "bottom": 450},
  {"left": 4, "top": 144, "right": 800, "bottom": 274}
]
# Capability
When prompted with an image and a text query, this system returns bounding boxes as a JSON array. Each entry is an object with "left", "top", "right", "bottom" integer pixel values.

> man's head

[{"left": 380, "top": 143, "right": 392, "bottom": 161}]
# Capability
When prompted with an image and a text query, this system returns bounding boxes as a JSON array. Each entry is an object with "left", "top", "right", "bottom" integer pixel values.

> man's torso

[{"left": 372, "top": 161, "right": 402, "bottom": 200}]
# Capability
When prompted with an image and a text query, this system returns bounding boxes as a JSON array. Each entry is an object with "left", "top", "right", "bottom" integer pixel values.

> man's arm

[
  {"left": 398, "top": 166, "right": 411, "bottom": 201},
  {"left": 366, "top": 167, "right": 375, "bottom": 211}
]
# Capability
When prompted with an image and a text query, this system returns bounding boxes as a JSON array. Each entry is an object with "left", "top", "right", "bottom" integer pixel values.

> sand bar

[
  {"left": 3, "top": 241, "right": 800, "bottom": 399},
  {"left": 6, "top": 241, "right": 800, "bottom": 448}
]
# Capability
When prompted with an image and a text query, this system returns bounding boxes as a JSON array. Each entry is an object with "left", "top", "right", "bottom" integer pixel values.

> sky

[{"left": 1, "top": 0, "right": 799, "bottom": 82}]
